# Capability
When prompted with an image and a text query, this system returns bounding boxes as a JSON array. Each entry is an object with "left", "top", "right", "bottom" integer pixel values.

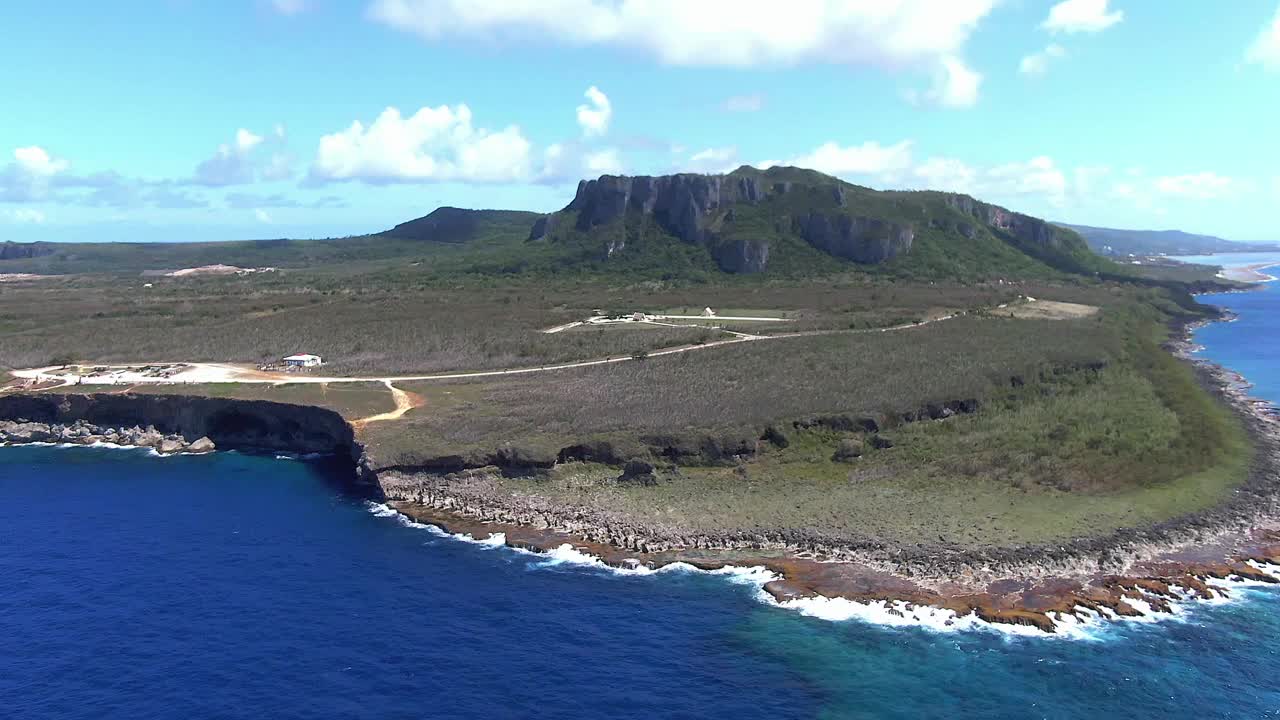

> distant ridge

[
  {"left": 1058, "top": 223, "right": 1279, "bottom": 257},
  {"left": 2, "top": 168, "right": 1117, "bottom": 282}
]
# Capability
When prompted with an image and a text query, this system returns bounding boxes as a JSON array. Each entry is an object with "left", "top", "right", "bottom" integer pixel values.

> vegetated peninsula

[
  {"left": 1060, "top": 222, "right": 1280, "bottom": 257},
  {"left": 2, "top": 165, "right": 1276, "bottom": 633}
]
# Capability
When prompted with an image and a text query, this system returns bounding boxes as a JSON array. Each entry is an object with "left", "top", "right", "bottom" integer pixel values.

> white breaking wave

[{"left": 362, "top": 502, "right": 1280, "bottom": 639}]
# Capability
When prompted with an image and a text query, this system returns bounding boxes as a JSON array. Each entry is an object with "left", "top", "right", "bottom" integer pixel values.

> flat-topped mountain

[
  {"left": 0, "top": 166, "right": 1112, "bottom": 281},
  {"left": 527, "top": 166, "right": 1107, "bottom": 278}
]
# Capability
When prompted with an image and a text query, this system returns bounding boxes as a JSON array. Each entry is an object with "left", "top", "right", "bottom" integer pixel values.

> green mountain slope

[
  {"left": 527, "top": 166, "right": 1115, "bottom": 281},
  {"left": 1, "top": 167, "right": 1117, "bottom": 282},
  {"left": 0, "top": 207, "right": 537, "bottom": 275}
]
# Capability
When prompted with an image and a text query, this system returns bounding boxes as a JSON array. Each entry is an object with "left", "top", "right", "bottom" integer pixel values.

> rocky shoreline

[
  {"left": 368, "top": 304, "right": 1280, "bottom": 632},
  {"left": 0, "top": 419, "right": 217, "bottom": 454},
  {"left": 4, "top": 299, "right": 1280, "bottom": 632}
]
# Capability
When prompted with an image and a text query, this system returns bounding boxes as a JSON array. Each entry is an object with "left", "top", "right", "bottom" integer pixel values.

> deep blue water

[
  {"left": 5, "top": 282, "right": 1280, "bottom": 719},
  {"left": 1195, "top": 279, "right": 1280, "bottom": 405}
]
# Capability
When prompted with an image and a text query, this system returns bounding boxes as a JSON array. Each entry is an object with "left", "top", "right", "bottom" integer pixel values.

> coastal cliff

[{"left": 0, "top": 393, "right": 373, "bottom": 487}]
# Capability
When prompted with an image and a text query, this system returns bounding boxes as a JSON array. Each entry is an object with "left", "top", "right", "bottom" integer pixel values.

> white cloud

[
  {"left": 912, "top": 156, "right": 977, "bottom": 191},
  {"left": 576, "top": 86, "right": 612, "bottom": 137},
  {"left": 254, "top": 209, "right": 273, "bottom": 224},
  {"left": 310, "top": 104, "right": 533, "bottom": 184},
  {"left": 370, "top": 0, "right": 996, "bottom": 105},
  {"left": 14, "top": 146, "right": 69, "bottom": 176},
  {"left": 3, "top": 208, "right": 46, "bottom": 224},
  {"left": 1019, "top": 44, "right": 1066, "bottom": 76},
  {"left": 261, "top": 153, "right": 295, "bottom": 181},
  {"left": 193, "top": 128, "right": 281, "bottom": 187},
  {"left": 722, "top": 93, "right": 765, "bottom": 112},
  {"left": 1247, "top": 4, "right": 1280, "bottom": 70},
  {"left": 777, "top": 140, "right": 915, "bottom": 178},
  {"left": 910, "top": 155, "right": 1068, "bottom": 205},
  {"left": 984, "top": 156, "right": 1068, "bottom": 205},
  {"left": 1, "top": 146, "right": 70, "bottom": 201},
  {"left": 236, "top": 129, "right": 264, "bottom": 152},
  {"left": 906, "top": 56, "right": 981, "bottom": 108},
  {"left": 1042, "top": 0, "right": 1123, "bottom": 34},
  {"left": 681, "top": 147, "right": 740, "bottom": 174},
  {"left": 583, "top": 148, "right": 623, "bottom": 175},
  {"left": 773, "top": 140, "right": 1074, "bottom": 206},
  {"left": 1154, "top": 172, "right": 1235, "bottom": 200},
  {"left": 538, "top": 141, "right": 626, "bottom": 183}
]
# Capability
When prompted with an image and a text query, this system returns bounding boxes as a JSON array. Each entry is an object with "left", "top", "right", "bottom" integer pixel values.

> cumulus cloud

[
  {"left": 1019, "top": 44, "right": 1066, "bottom": 76},
  {"left": 1042, "top": 0, "right": 1124, "bottom": 34},
  {"left": 771, "top": 140, "right": 1074, "bottom": 206},
  {"left": 1154, "top": 172, "right": 1235, "bottom": 200},
  {"left": 582, "top": 148, "right": 623, "bottom": 175},
  {"left": 772, "top": 140, "right": 915, "bottom": 177},
  {"left": 0, "top": 146, "right": 70, "bottom": 201},
  {"left": 721, "top": 93, "right": 765, "bottom": 112},
  {"left": 905, "top": 56, "right": 982, "bottom": 108},
  {"left": 680, "top": 147, "right": 740, "bottom": 174},
  {"left": 538, "top": 141, "right": 626, "bottom": 183},
  {"left": 309, "top": 104, "right": 532, "bottom": 184},
  {"left": 576, "top": 86, "right": 612, "bottom": 136},
  {"left": 369, "top": 0, "right": 995, "bottom": 106},
  {"left": 1247, "top": 4, "right": 1280, "bottom": 70},
  {"left": 192, "top": 127, "right": 286, "bottom": 187},
  {"left": 14, "top": 146, "right": 69, "bottom": 176}
]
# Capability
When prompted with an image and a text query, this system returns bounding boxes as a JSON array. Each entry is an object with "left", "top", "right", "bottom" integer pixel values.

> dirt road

[
  {"left": 8, "top": 298, "right": 1077, "bottom": 393},
  {"left": 351, "top": 381, "right": 424, "bottom": 427}
]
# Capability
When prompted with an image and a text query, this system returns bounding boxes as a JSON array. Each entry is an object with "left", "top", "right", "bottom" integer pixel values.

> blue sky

[{"left": 2, "top": 0, "right": 1279, "bottom": 243}]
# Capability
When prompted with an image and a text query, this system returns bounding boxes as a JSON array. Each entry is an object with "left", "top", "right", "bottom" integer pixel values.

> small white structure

[
  {"left": 283, "top": 353, "right": 323, "bottom": 368},
  {"left": 702, "top": 307, "right": 716, "bottom": 317}
]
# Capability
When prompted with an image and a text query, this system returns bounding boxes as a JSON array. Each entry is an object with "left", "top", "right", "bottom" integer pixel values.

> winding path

[
  {"left": 351, "top": 381, "right": 424, "bottom": 426},
  {"left": 6, "top": 310, "right": 966, "bottom": 391}
]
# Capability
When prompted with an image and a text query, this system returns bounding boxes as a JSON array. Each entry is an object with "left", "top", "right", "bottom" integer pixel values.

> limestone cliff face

[
  {"left": 531, "top": 170, "right": 921, "bottom": 273},
  {"left": 0, "top": 393, "right": 356, "bottom": 456},
  {"left": 792, "top": 213, "right": 914, "bottom": 264},
  {"left": 566, "top": 173, "right": 766, "bottom": 245},
  {"left": 943, "top": 195, "right": 1061, "bottom": 250},
  {"left": 0, "top": 241, "right": 55, "bottom": 260},
  {"left": 712, "top": 238, "right": 771, "bottom": 273}
]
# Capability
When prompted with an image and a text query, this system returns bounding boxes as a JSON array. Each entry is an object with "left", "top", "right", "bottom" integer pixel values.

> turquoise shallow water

[{"left": 5, "top": 282, "right": 1280, "bottom": 719}]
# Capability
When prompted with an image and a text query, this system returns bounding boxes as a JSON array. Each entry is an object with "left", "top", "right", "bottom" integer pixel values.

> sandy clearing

[
  {"left": 8, "top": 303, "right": 1028, "bottom": 392},
  {"left": 1001, "top": 300, "right": 1100, "bottom": 320}
]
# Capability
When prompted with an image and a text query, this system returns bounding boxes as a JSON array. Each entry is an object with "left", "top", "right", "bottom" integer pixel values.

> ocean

[{"left": 5, "top": 278, "right": 1280, "bottom": 719}]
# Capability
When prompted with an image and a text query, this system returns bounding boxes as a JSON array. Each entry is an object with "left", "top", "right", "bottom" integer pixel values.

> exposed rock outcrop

[
  {"left": 0, "top": 393, "right": 356, "bottom": 457},
  {"left": 0, "top": 417, "right": 218, "bottom": 455},
  {"left": 792, "top": 213, "right": 914, "bottom": 264},
  {"left": 711, "top": 238, "right": 770, "bottom": 273},
  {"left": 541, "top": 170, "right": 923, "bottom": 273},
  {"left": 0, "top": 241, "right": 56, "bottom": 261},
  {"left": 566, "top": 173, "right": 765, "bottom": 247},
  {"left": 943, "top": 194, "right": 1063, "bottom": 251}
]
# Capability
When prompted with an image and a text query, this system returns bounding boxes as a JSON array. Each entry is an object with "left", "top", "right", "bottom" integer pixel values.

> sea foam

[{"left": 362, "top": 502, "right": 1280, "bottom": 639}]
